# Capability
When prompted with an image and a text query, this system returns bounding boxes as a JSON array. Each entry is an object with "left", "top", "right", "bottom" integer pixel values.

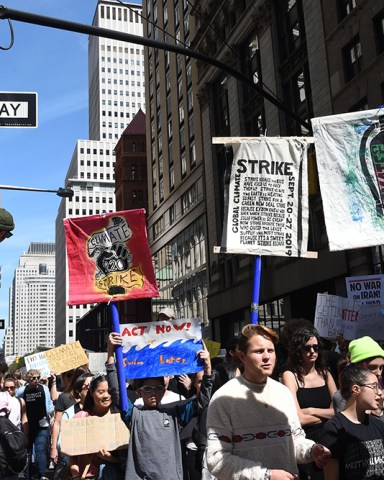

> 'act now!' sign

[{"left": 0, "top": 92, "right": 38, "bottom": 128}]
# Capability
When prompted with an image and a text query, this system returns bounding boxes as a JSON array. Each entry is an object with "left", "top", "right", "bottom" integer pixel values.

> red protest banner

[{"left": 64, "top": 209, "right": 159, "bottom": 305}]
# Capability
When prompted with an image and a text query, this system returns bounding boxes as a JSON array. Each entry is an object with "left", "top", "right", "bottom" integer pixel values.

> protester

[
  {"left": 69, "top": 373, "right": 124, "bottom": 480},
  {"left": 17, "top": 369, "right": 54, "bottom": 480},
  {"left": 106, "top": 332, "right": 213, "bottom": 480},
  {"left": 3, "top": 376, "right": 28, "bottom": 435},
  {"left": 206, "top": 324, "right": 330, "bottom": 480},
  {"left": 333, "top": 336, "right": 384, "bottom": 418},
  {"left": 320, "top": 364, "right": 384, "bottom": 480},
  {"left": 214, "top": 336, "right": 243, "bottom": 383},
  {"left": 13, "top": 369, "right": 27, "bottom": 389},
  {"left": 274, "top": 318, "right": 314, "bottom": 380},
  {"left": 282, "top": 327, "right": 337, "bottom": 480},
  {"left": 0, "top": 380, "right": 29, "bottom": 480}
]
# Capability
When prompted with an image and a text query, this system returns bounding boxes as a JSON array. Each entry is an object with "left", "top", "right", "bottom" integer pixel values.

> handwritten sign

[
  {"left": 346, "top": 275, "right": 384, "bottom": 305},
  {"left": 314, "top": 293, "right": 384, "bottom": 340},
  {"left": 24, "top": 341, "right": 89, "bottom": 375},
  {"left": 61, "top": 414, "right": 129, "bottom": 456},
  {"left": 221, "top": 139, "right": 309, "bottom": 257},
  {"left": 120, "top": 318, "right": 203, "bottom": 379},
  {"left": 24, "top": 352, "right": 50, "bottom": 378},
  {"left": 314, "top": 294, "right": 359, "bottom": 340}
]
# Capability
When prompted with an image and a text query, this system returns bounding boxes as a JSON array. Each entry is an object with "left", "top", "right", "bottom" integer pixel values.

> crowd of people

[{"left": 0, "top": 319, "right": 384, "bottom": 480}]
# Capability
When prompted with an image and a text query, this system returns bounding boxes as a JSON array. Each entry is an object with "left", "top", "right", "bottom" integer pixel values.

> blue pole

[
  {"left": 110, "top": 302, "right": 128, "bottom": 411},
  {"left": 250, "top": 255, "right": 262, "bottom": 324}
]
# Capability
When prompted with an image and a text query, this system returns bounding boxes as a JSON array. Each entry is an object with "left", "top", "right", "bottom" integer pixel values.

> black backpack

[{"left": 0, "top": 415, "right": 28, "bottom": 474}]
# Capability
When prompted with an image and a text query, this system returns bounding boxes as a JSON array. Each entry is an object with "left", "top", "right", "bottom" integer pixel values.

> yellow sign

[
  {"left": 44, "top": 341, "right": 89, "bottom": 374},
  {"left": 203, "top": 338, "right": 221, "bottom": 359}
]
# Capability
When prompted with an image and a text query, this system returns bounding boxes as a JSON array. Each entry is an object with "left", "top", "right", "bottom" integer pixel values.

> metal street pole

[
  {"left": 0, "top": 5, "right": 312, "bottom": 132},
  {"left": 0, "top": 184, "right": 74, "bottom": 198}
]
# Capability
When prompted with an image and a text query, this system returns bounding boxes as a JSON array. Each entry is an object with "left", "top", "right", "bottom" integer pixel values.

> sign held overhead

[{"left": 0, "top": 92, "right": 38, "bottom": 128}]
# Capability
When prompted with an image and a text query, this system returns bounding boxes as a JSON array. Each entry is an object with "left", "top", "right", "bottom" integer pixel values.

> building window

[
  {"left": 374, "top": 9, "right": 384, "bottom": 55},
  {"left": 181, "top": 183, "right": 197, "bottom": 214},
  {"left": 338, "top": 0, "right": 356, "bottom": 21},
  {"left": 169, "top": 163, "right": 175, "bottom": 189},
  {"left": 343, "top": 35, "right": 362, "bottom": 82},
  {"left": 153, "top": 216, "right": 164, "bottom": 239}
]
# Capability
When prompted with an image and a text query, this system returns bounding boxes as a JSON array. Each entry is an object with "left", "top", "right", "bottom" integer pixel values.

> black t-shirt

[
  {"left": 320, "top": 412, "right": 384, "bottom": 480},
  {"left": 55, "top": 392, "right": 76, "bottom": 412},
  {"left": 23, "top": 384, "right": 47, "bottom": 430}
]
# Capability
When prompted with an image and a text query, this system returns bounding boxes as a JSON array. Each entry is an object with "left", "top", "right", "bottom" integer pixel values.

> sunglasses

[
  {"left": 82, "top": 384, "right": 90, "bottom": 391},
  {"left": 29, "top": 376, "right": 40, "bottom": 380},
  {"left": 3, "top": 386, "right": 15, "bottom": 391},
  {"left": 303, "top": 344, "right": 320, "bottom": 353},
  {"left": 140, "top": 385, "right": 164, "bottom": 393}
]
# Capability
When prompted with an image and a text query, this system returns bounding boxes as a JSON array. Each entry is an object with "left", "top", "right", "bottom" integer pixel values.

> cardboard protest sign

[
  {"left": 346, "top": 275, "right": 384, "bottom": 305},
  {"left": 314, "top": 294, "right": 359, "bottom": 340},
  {"left": 120, "top": 318, "right": 203, "bottom": 378},
  {"left": 314, "top": 293, "right": 384, "bottom": 340},
  {"left": 61, "top": 413, "right": 129, "bottom": 456},
  {"left": 221, "top": 139, "right": 309, "bottom": 257},
  {"left": 312, "top": 110, "right": 384, "bottom": 251},
  {"left": 64, "top": 209, "right": 159, "bottom": 305},
  {"left": 25, "top": 341, "right": 88, "bottom": 375}
]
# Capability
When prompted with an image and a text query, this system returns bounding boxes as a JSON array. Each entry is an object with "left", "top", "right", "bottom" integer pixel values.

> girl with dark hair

[
  {"left": 69, "top": 374, "right": 123, "bottom": 480},
  {"left": 320, "top": 365, "right": 384, "bottom": 480},
  {"left": 282, "top": 327, "right": 337, "bottom": 480}
]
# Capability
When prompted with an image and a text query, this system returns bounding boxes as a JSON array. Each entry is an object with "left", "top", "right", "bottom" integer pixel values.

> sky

[{"left": 0, "top": 0, "right": 140, "bottom": 342}]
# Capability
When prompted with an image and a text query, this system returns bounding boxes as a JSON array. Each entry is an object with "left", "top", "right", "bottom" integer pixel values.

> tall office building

[
  {"left": 55, "top": 0, "right": 145, "bottom": 345},
  {"left": 143, "top": 0, "right": 209, "bottom": 324},
  {"left": 145, "top": 0, "right": 384, "bottom": 344},
  {"left": 4, "top": 242, "right": 55, "bottom": 356}
]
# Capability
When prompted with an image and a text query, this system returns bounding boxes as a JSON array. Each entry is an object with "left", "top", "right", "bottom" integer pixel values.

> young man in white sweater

[{"left": 206, "top": 324, "right": 330, "bottom": 480}]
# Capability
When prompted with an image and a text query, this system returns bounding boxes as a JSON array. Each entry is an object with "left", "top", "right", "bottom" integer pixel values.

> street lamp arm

[
  {"left": 0, "top": 184, "right": 74, "bottom": 198},
  {"left": 0, "top": 5, "right": 312, "bottom": 131}
]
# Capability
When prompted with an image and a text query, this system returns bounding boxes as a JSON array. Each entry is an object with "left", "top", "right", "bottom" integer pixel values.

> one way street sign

[{"left": 0, "top": 92, "right": 38, "bottom": 128}]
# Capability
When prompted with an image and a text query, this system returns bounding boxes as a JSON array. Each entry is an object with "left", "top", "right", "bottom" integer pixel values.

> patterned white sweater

[{"left": 206, "top": 375, "right": 314, "bottom": 480}]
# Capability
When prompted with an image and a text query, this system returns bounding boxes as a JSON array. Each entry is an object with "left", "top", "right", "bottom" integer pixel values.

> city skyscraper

[
  {"left": 55, "top": 0, "right": 145, "bottom": 345},
  {"left": 4, "top": 242, "right": 55, "bottom": 357}
]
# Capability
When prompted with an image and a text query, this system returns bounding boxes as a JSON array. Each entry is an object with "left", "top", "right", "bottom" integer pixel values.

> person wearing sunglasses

[
  {"left": 17, "top": 369, "right": 54, "bottom": 480},
  {"left": 282, "top": 327, "right": 337, "bottom": 480},
  {"left": 320, "top": 364, "right": 384, "bottom": 480},
  {"left": 106, "top": 331, "right": 213, "bottom": 480},
  {"left": 3, "top": 377, "right": 28, "bottom": 436}
]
